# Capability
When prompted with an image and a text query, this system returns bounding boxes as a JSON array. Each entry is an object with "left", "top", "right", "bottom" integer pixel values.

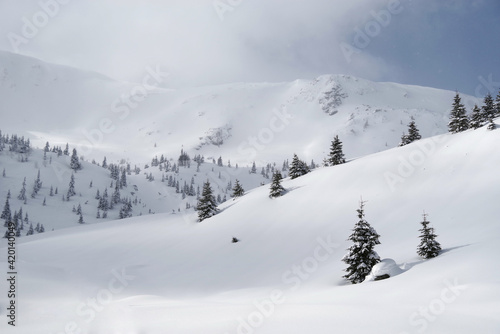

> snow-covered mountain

[
  {"left": 0, "top": 50, "right": 480, "bottom": 166},
  {"left": 1, "top": 120, "right": 499, "bottom": 334},
  {"left": 1, "top": 50, "right": 498, "bottom": 334}
]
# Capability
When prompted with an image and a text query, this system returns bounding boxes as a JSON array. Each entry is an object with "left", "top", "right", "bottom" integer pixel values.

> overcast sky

[{"left": 1, "top": 0, "right": 499, "bottom": 96}]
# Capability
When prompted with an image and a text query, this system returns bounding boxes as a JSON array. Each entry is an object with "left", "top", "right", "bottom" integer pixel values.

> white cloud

[{"left": 0, "top": 0, "right": 398, "bottom": 86}]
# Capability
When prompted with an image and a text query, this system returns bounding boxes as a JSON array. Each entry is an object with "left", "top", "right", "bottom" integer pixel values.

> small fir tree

[
  {"left": 342, "top": 201, "right": 381, "bottom": 284},
  {"left": 407, "top": 121, "right": 422, "bottom": 142},
  {"left": 417, "top": 213, "right": 441, "bottom": 259},
  {"left": 70, "top": 148, "right": 82, "bottom": 171},
  {"left": 67, "top": 173, "right": 76, "bottom": 198},
  {"left": 448, "top": 92, "right": 469, "bottom": 133},
  {"left": 232, "top": 179, "right": 245, "bottom": 197},
  {"left": 1, "top": 197, "right": 11, "bottom": 222},
  {"left": 269, "top": 172, "right": 285, "bottom": 198},
  {"left": 289, "top": 154, "right": 310, "bottom": 179},
  {"left": 495, "top": 90, "right": 500, "bottom": 117},
  {"left": 327, "top": 135, "right": 346, "bottom": 166},
  {"left": 481, "top": 93, "right": 496, "bottom": 122},
  {"left": 18, "top": 177, "right": 27, "bottom": 201},
  {"left": 469, "top": 104, "right": 483, "bottom": 129},
  {"left": 197, "top": 181, "right": 219, "bottom": 222}
]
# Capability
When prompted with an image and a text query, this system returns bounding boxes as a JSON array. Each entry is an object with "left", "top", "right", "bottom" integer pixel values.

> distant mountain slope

[
  {"left": 1, "top": 120, "right": 499, "bottom": 334},
  {"left": 0, "top": 50, "right": 481, "bottom": 166}
]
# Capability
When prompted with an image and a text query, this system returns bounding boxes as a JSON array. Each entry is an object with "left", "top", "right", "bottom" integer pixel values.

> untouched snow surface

[{"left": 1, "top": 122, "right": 499, "bottom": 333}]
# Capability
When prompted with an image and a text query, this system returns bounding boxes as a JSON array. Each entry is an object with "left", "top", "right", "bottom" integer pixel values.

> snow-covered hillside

[
  {"left": 0, "top": 50, "right": 481, "bottom": 166},
  {"left": 0, "top": 139, "right": 271, "bottom": 234},
  {"left": 1, "top": 121, "right": 499, "bottom": 334}
]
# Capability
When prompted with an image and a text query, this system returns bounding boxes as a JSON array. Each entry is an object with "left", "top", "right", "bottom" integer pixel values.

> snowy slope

[
  {"left": 1, "top": 122, "right": 499, "bottom": 334},
  {"left": 0, "top": 145, "right": 271, "bottom": 234},
  {"left": 0, "top": 50, "right": 481, "bottom": 166}
]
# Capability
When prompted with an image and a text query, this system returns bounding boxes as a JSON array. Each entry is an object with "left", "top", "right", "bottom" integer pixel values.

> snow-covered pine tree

[
  {"left": 469, "top": 104, "right": 483, "bottom": 129},
  {"left": 70, "top": 149, "right": 82, "bottom": 171},
  {"left": 481, "top": 93, "right": 496, "bottom": 122},
  {"left": 495, "top": 90, "right": 500, "bottom": 117},
  {"left": 327, "top": 135, "right": 346, "bottom": 166},
  {"left": 63, "top": 143, "right": 69, "bottom": 156},
  {"left": 78, "top": 212, "right": 84, "bottom": 224},
  {"left": 407, "top": 121, "right": 422, "bottom": 142},
  {"left": 67, "top": 173, "right": 76, "bottom": 199},
  {"left": 26, "top": 223, "right": 34, "bottom": 236},
  {"left": 112, "top": 181, "right": 121, "bottom": 204},
  {"left": 289, "top": 154, "right": 310, "bottom": 179},
  {"left": 250, "top": 162, "right": 257, "bottom": 174},
  {"left": 448, "top": 92, "right": 469, "bottom": 133},
  {"left": 269, "top": 171, "right": 285, "bottom": 198},
  {"left": 232, "top": 179, "right": 245, "bottom": 197},
  {"left": 1, "top": 197, "right": 11, "bottom": 222},
  {"left": 197, "top": 180, "right": 219, "bottom": 222},
  {"left": 398, "top": 132, "right": 411, "bottom": 147},
  {"left": 18, "top": 177, "right": 27, "bottom": 201},
  {"left": 417, "top": 213, "right": 442, "bottom": 259},
  {"left": 342, "top": 201, "right": 381, "bottom": 284},
  {"left": 120, "top": 169, "right": 127, "bottom": 188}
]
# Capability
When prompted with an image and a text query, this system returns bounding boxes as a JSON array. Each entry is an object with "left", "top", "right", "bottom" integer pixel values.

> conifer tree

[
  {"left": 26, "top": 223, "right": 34, "bottom": 236},
  {"left": 327, "top": 135, "right": 346, "bottom": 166},
  {"left": 63, "top": 143, "right": 69, "bottom": 155},
  {"left": 289, "top": 154, "right": 310, "bottom": 179},
  {"left": 495, "top": 90, "right": 500, "bottom": 117},
  {"left": 232, "top": 179, "right": 245, "bottom": 197},
  {"left": 1, "top": 197, "right": 11, "bottom": 222},
  {"left": 269, "top": 172, "right": 285, "bottom": 198},
  {"left": 70, "top": 148, "right": 82, "bottom": 171},
  {"left": 250, "top": 162, "right": 257, "bottom": 174},
  {"left": 481, "top": 93, "right": 496, "bottom": 122},
  {"left": 18, "top": 177, "right": 27, "bottom": 201},
  {"left": 398, "top": 132, "right": 410, "bottom": 147},
  {"left": 67, "top": 173, "right": 76, "bottom": 198},
  {"left": 342, "top": 201, "right": 381, "bottom": 284},
  {"left": 197, "top": 181, "right": 218, "bottom": 222},
  {"left": 120, "top": 169, "right": 127, "bottom": 188},
  {"left": 469, "top": 104, "right": 483, "bottom": 129},
  {"left": 407, "top": 121, "right": 422, "bottom": 142},
  {"left": 78, "top": 213, "right": 84, "bottom": 224},
  {"left": 448, "top": 93, "right": 469, "bottom": 133},
  {"left": 112, "top": 181, "right": 121, "bottom": 204},
  {"left": 417, "top": 213, "right": 441, "bottom": 259}
]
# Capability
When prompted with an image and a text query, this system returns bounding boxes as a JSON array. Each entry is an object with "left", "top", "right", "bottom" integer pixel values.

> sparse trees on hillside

[{"left": 342, "top": 201, "right": 381, "bottom": 284}]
